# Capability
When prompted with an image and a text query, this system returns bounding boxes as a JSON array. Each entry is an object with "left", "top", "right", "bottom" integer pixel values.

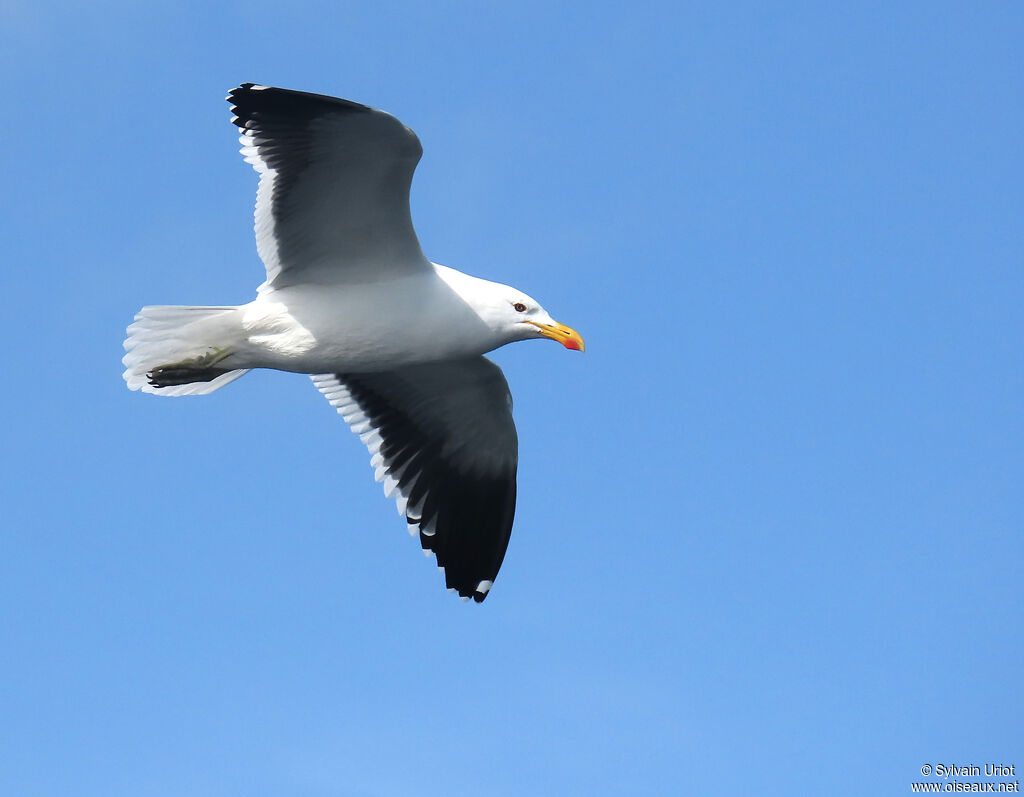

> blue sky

[{"left": 2, "top": 2, "right": 1021, "bottom": 795}]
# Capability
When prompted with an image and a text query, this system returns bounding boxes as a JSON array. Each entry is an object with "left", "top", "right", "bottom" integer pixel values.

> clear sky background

[{"left": 2, "top": 2, "right": 1021, "bottom": 795}]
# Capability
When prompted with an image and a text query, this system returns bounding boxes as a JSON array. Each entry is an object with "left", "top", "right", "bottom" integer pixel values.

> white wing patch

[
  {"left": 311, "top": 373, "right": 426, "bottom": 525},
  {"left": 236, "top": 125, "right": 284, "bottom": 291}
]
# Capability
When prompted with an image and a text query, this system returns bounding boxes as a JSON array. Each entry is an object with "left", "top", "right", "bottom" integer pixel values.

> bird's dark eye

[{"left": 513, "top": 302, "right": 527, "bottom": 313}]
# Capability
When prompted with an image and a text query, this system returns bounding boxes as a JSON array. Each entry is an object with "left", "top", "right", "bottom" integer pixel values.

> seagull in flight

[{"left": 123, "top": 84, "right": 584, "bottom": 602}]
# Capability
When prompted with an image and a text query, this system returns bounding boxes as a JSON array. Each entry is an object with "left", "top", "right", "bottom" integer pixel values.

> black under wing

[{"left": 338, "top": 368, "right": 517, "bottom": 602}]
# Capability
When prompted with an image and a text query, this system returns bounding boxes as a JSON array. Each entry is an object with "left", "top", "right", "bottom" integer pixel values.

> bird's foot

[{"left": 148, "top": 348, "right": 233, "bottom": 387}]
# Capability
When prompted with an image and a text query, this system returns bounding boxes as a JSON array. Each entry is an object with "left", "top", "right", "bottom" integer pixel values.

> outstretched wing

[
  {"left": 228, "top": 83, "right": 431, "bottom": 290},
  {"left": 312, "top": 357, "right": 518, "bottom": 602}
]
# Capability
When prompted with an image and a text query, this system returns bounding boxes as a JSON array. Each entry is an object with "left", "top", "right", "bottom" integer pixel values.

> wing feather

[
  {"left": 312, "top": 357, "right": 518, "bottom": 602},
  {"left": 228, "top": 83, "right": 430, "bottom": 290}
]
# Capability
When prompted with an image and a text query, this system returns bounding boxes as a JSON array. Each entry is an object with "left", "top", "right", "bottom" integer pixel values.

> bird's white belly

[{"left": 230, "top": 276, "right": 497, "bottom": 373}]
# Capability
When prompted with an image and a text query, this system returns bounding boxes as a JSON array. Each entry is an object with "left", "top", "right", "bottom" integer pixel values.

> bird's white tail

[{"left": 122, "top": 305, "right": 250, "bottom": 396}]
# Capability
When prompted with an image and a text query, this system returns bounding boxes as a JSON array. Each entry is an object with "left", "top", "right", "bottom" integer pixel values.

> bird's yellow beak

[{"left": 527, "top": 320, "right": 586, "bottom": 351}]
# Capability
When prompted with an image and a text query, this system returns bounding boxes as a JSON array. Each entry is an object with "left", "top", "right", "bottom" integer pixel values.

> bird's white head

[
  {"left": 492, "top": 287, "right": 586, "bottom": 351},
  {"left": 437, "top": 265, "right": 585, "bottom": 352}
]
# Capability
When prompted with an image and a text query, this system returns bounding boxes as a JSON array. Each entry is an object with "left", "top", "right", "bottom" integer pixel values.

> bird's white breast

[{"left": 232, "top": 268, "right": 501, "bottom": 373}]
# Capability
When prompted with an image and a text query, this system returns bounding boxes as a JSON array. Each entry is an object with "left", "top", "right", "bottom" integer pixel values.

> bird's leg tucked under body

[{"left": 147, "top": 348, "right": 233, "bottom": 387}]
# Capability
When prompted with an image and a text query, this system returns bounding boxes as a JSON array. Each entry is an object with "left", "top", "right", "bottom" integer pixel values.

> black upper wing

[{"left": 228, "top": 83, "right": 430, "bottom": 289}]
